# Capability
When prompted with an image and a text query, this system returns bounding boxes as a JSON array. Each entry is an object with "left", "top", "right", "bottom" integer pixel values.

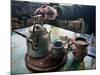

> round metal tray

[{"left": 25, "top": 52, "right": 67, "bottom": 72}]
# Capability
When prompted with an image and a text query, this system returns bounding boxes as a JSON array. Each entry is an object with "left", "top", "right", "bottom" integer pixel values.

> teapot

[{"left": 27, "top": 24, "right": 51, "bottom": 58}]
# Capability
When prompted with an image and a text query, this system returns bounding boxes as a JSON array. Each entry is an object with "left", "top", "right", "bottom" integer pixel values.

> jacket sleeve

[
  {"left": 51, "top": 5, "right": 96, "bottom": 34},
  {"left": 54, "top": 5, "right": 94, "bottom": 20}
]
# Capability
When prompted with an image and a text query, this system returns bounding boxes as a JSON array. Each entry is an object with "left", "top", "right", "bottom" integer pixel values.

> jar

[{"left": 51, "top": 41, "right": 65, "bottom": 60}]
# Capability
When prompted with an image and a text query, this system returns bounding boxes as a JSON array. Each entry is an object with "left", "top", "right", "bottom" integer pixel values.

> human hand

[{"left": 34, "top": 5, "right": 58, "bottom": 20}]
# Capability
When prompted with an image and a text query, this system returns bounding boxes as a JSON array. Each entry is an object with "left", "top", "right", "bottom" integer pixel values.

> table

[{"left": 11, "top": 24, "right": 96, "bottom": 74}]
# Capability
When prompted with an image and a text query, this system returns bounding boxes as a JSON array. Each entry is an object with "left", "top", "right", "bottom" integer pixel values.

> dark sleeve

[
  {"left": 52, "top": 5, "right": 96, "bottom": 34},
  {"left": 54, "top": 5, "right": 93, "bottom": 20}
]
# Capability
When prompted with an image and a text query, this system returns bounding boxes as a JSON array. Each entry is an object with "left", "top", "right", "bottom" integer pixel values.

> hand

[{"left": 34, "top": 5, "right": 58, "bottom": 20}]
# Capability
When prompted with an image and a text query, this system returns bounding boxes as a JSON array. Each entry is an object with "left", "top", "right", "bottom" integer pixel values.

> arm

[
  {"left": 54, "top": 5, "right": 94, "bottom": 20},
  {"left": 51, "top": 5, "right": 96, "bottom": 34}
]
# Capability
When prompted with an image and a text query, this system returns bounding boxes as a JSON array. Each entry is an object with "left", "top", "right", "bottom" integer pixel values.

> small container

[{"left": 51, "top": 41, "right": 65, "bottom": 60}]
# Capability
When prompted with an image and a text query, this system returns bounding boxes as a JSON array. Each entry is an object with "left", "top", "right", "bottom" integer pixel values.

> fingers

[
  {"left": 34, "top": 5, "right": 48, "bottom": 15},
  {"left": 40, "top": 5, "right": 48, "bottom": 8},
  {"left": 34, "top": 8, "right": 40, "bottom": 14},
  {"left": 34, "top": 8, "right": 44, "bottom": 14},
  {"left": 70, "top": 38, "right": 79, "bottom": 47},
  {"left": 34, "top": 5, "right": 58, "bottom": 20}
]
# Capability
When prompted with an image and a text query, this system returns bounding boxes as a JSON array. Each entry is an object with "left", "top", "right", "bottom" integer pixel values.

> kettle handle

[
  {"left": 27, "top": 39, "right": 37, "bottom": 50},
  {"left": 13, "top": 31, "right": 37, "bottom": 50}
]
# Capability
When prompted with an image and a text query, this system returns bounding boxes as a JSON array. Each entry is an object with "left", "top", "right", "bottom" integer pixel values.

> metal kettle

[{"left": 27, "top": 24, "right": 51, "bottom": 58}]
